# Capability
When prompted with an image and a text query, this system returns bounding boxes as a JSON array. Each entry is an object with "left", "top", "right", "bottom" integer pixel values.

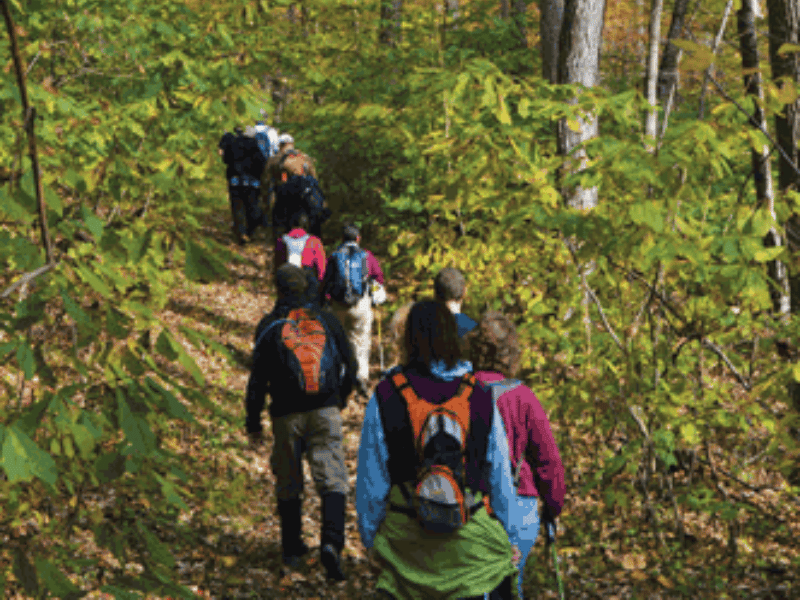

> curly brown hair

[{"left": 466, "top": 311, "right": 522, "bottom": 377}]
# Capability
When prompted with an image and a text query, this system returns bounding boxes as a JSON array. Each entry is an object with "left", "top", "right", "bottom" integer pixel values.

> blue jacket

[{"left": 356, "top": 360, "right": 521, "bottom": 550}]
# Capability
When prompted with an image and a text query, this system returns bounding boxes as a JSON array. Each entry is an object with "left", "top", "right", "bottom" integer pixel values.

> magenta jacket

[
  {"left": 475, "top": 371, "right": 565, "bottom": 517},
  {"left": 274, "top": 228, "right": 326, "bottom": 282}
]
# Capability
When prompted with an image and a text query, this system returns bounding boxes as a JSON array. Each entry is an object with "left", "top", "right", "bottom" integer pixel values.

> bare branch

[{"left": 0, "top": 262, "right": 57, "bottom": 299}]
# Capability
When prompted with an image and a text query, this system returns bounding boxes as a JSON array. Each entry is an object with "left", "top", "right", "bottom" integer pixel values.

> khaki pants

[
  {"left": 270, "top": 406, "right": 348, "bottom": 501},
  {"left": 329, "top": 294, "right": 373, "bottom": 382}
]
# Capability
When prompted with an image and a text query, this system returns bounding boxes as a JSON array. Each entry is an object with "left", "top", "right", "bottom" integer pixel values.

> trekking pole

[
  {"left": 376, "top": 305, "right": 384, "bottom": 373},
  {"left": 545, "top": 521, "right": 565, "bottom": 600}
]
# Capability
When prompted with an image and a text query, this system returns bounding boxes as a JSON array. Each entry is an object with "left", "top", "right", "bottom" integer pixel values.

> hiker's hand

[
  {"left": 511, "top": 544, "right": 522, "bottom": 568},
  {"left": 248, "top": 431, "right": 263, "bottom": 448},
  {"left": 543, "top": 516, "right": 557, "bottom": 543}
]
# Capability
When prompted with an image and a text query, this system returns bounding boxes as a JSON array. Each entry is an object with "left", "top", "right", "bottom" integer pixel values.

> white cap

[{"left": 278, "top": 133, "right": 294, "bottom": 145}]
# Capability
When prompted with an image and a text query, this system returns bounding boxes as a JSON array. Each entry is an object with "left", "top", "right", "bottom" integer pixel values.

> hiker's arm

[
  {"left": 367, "top": 251, "right": 385, "bottom": 285},
  {"left": 319, "top": 257, "right": 334, "bottom": 303},
  {"left": 274, "top": 238, "right": 286, "bottom": 276},
  {"left": 356, "top": 394, "right": 391, "bottom": 549},
  {"left": 524, "top": 389, "right": 566, "bottom": 517},
  {"left": 486, "top": 403, "right": 521, "bottom": 548},
  {"left": 311, "top": 238, "right": 326, "bottom": 281},
  {"left": 329, "top": 314, "right": 357, "bottom": 397},
  {"left": 245, "top": 339, "right": 270, "bottom": 436}
]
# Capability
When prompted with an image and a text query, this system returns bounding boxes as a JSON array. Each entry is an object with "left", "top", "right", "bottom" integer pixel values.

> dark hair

[
  {"left": 404, "top": 300, "right": 464, "bottom": 371},
  {"left": 342, "top": 223, "right": 360, "bottom": 242},
  {"left": 289, "top": 211, "right": 310, "bottom": 231},
  {"left": 434, "top": 267, "right": 467, "bottom": 302},
  {"left": 466, "top": 311, "right": 521, "bottom": 377},
  {"left": 275, "top": 263, "right": 309, "bottom": 297}
]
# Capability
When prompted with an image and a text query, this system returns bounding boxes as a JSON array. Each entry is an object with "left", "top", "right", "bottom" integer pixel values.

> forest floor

[
  {"left": 3, "top": 203, "right": 800, "bottom": 599},
  {"left": 132, "top": 206, "right": 798, "bottom": 600}
]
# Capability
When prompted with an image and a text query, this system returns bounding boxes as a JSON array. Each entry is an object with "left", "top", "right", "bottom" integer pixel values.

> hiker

[
  {"left": 245, "top": 263, "right": 358, "bottom": 581},
  {"left": 321, "top": 223, "right": 385, "bottom": 397},
  {"left": 274, "top": 211, "right": 326, "bottom": 302},
  {"left": 218, "top": 126, "right": 268, "bottom": 245},
  {"left": 272, "top": 170, "right": 330, "bottom": 239},
  {"left": 466, "top": 311, "right": 565, "bottom": 600},
  {"left": 264, "top": 134, "right": 319, "bottom": 216},
  {"left": 356, "top": 300, "right": 520, "bottom": 599},
  {"left": 254, "top": 116, "right": 280, "bottom": 162},
  {"left": 434, "top": 267, "right": 478, "bottom": 338}
]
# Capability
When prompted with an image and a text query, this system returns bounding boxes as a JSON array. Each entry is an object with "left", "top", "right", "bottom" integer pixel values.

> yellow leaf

[
  {"left": 220, "top": 556, "right": 237, "bottom": 567},
  {"left": 657, "top": 575, "right": 674, "bottom": 589},
  {"left": 621, "top": 553, "right": 647, "bottom": 570},
  {"left": 566, "top": 118, "right": 582, "bottom": 132}
]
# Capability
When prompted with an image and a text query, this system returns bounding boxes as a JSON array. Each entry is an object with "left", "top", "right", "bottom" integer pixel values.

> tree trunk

[
  {"left": 739, "top": 0, "right": 790, "bottom": 316},
  {"left": 557, "top": 0, "right": 606, "bottom": 210},
  {"left": 379, "top": 0, "right": 403, "bottom": 47},
  {"left": 698, "top": 0, "right": 734, "bottom": 120},
  {"left": 657, "top": 0, "right": 690, "bottom": 103},
  {"left": 539, "top": 0, "right": 565, "bottom": 82},
  {"left": 766, "top": 0, "right": 800, "bottom": 434},
  {"left": 501, "top": 0, "right": 510, "bottom": 19},
  {"left": 511, "top": 0, "right": 528, "bottom": 49},
  {"left": 645, "top": 0, "right": 664, "bottom": 150}
]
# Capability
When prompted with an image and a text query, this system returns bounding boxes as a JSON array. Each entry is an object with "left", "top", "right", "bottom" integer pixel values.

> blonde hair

[{"left": 389, "top": 301, "right": 414, "bottom": 365}]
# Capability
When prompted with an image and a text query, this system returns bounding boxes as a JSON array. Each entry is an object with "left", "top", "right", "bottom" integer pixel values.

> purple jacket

[{"left": 475, "top": 371, "right": 565, "bottom": 517}]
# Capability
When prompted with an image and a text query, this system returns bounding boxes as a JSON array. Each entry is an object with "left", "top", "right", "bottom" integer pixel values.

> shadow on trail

[{"left": 167, "top": 298, "right": 255, "bottom": 342}]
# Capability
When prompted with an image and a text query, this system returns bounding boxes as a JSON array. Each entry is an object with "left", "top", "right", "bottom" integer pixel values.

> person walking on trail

[
  {"left": 272, "top": 169, "right": 330, "bottom": 239},
  {"left": 466, "top": 311, "right": 565, "bottom": 600},
  {"left": 322, "top": 223, "right": 385, "bottom": 398},
  {"left": 218, "top": 126, "right": 269, "bottom": 245},
  {"left": 254, "top": 115, "right": 280, "bottom": 162},
  {"left": 356, "top": 300, "right": 520, "bottom": 600},
  {"left": 274, "top": 211, "right": 326, "bottom": 302},
  {"left": 245, "top": 264, "right": 358, "bottom": 581},
  {"left": 434, "top": 267, "right": 478, "bottom": 338}
]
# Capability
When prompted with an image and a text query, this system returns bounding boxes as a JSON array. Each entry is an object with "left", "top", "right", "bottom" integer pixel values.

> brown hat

[{"left": 275, "top": 263, "right": 309, "bottom": 296}]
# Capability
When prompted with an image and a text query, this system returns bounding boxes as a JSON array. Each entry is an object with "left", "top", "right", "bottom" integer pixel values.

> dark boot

[
  {"left": 277, "top": 498, "right": 308, "bottom": 568},
  {"left": 320, "top": 492, "right": 346, "bottom": 581}
]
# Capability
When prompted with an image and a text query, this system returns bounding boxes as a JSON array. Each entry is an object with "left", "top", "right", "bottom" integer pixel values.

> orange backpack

[
  {"left": 258, "top": 308, "right": 334, "bottom": 394},
  {"left": 389, "top": 371, "right": 489, "bottom": 533}
]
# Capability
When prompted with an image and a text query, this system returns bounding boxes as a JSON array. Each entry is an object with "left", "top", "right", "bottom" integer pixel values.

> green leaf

[
  {"left": 81, "top": 206, "right": 105, "bottom": 240},
  {"left": 155, "top": 330, "right": 179, "bottom": 361},
  {"left": 75, "top": 264, "right": 112, "bottom": 297},
  {"left": 680, "top": 423, "right": 701, "bottom": 445},
  {"left": 44, "top": 185, "right": 63, "bottom": 217},
  {"left": 184, "top": 239, "right": 228, "bottom": 282},
  {"left": 777, "top": 43, "right": 800, "bottom": 56},
  {"left": 100, "top": 585, "right": 142, "bottom": 600},
  {"left": 752, "top": 246, "right": 784, "bottom": 262},
  {"left": 155, "top": 473, "right": 189, "bottom": 511},
  {"left": 13, "top": 549, "right": 39, "bottom": 597},
  {"left": 116, "top": 390, "right": 156, "bottom": 456},
  {"left": 16, "top": 341, "right": 36, "bottom": 380},
  {"left": 94, "top": 452, "right": 127, "bottom": 483},
  {"left": 138, "top": 522, "right": 175, "bottom": 570},
  {"left": 35, "top": 558, "right": 82, "bottom": 599},
  {"left": 1, "top": 425, "right": 58, "bottom": 485}
]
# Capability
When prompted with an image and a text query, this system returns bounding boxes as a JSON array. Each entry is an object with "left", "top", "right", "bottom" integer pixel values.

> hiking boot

[
  {"left": 320, "top": 492, "right": 347, "bottom": 580},
  {"left": 277, "top": 498, "right": 307, "bottom": 569},
  {"left": 320, "top": 543, "right": 346, "bottom": 581},
  {"left": 282, "top": 540, "right": 310, "bottom": 569}
]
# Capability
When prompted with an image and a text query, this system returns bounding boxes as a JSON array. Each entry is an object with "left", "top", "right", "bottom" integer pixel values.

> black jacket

[{"left": 245, "top": 294, "right": 357, "bottom": 429}]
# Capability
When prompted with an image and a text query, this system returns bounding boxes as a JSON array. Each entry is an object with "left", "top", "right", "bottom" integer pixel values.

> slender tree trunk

[
  {"left": 1, "top": 0, "right": 54, "bottom": 264},
  {"left": 657, "top": 0, "right": 690, "bottom": 102},
  {"left": 739, "top": 0, "right": 790, "bottom": 316},
  {"left": 379, "top": 0, "right": 403, "bottom": 47},
  {"left": 698, "top": 0, "right": 734, "bottom": 120},
  {"left": 539, "top": 0, "right": 564, "bottom": 82},
  {"left": 645, "top": 0, "right": 664, "bottom": 151},
  {"left": 511, "top": 0, "right": 528, "bottom": 49},
  {"left": 501, "top": 0, "right": 510, "bottom": 19},
  {"left": 557, "top": 0, "right": 606, "bottom": 210},
  {"left": 766, "top": 0, "right": 800, "bottom": 433}
]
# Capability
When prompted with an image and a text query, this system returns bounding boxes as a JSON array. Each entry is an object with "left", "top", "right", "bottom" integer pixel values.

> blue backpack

[{"left": 330, "top": 244, "right": 368, "bottom": 306}]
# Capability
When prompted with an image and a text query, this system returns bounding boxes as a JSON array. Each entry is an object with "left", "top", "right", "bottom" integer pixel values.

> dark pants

[
  {"left": 229, "top": 185, "right": 268, "bottom": 240},
  {"left": 376, "top": 576, "right": 514, "bottom": 600}
]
